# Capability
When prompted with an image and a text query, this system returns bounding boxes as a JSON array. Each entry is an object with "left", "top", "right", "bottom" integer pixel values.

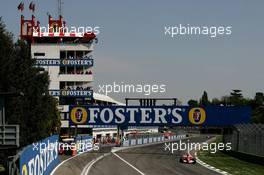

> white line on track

[
  {"left": 83, "top": 136, "right": 191, "bottom": 175},
  {"left": 50, "top": 151, "right": 87, "bottom": 175},
  {"left": 81, "top": 153, "right": 109, "bottom": 175},
  {"left": 112, "top": 152, "right": 145, "bottom": 175}
]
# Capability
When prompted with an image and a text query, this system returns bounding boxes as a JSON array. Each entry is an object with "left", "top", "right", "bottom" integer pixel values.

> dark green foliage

[
  {"left": 199, "top": 91, "right": 210, "bottom": 106},
  {"left": 190, "top": 90, "right": 264, "bottom": 123},
  {"left": 0, "top": 18, "right": 60, "bottom": 146},
  {"left": 211, "top": 98, "right": 221, "bottom": 105},
  {"left": 254, "top": 92, "right": 264, "bottom": 106},
  {"left": 250, "top": 92, "right": 264, "bottom": 123},
  {"left": 188, "top": 99, "right": 199, "bottom": 107},
  {"left": 230, "top": 89, "right": 244, "bottom": 106}
]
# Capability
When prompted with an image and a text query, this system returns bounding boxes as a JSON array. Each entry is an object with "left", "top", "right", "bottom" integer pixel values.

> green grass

[{"left": 198, "top": 137, "right": 264, "bottom": 175}]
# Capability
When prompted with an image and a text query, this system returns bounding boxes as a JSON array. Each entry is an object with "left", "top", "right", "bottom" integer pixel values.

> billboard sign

[
  {"left": 19, "top": 135, "right": 59, "bottom": 175},
  {"left": 49, "top": 90, "right": 93, "bottom": 98},
  {"left": 35, "top": 58, "right": 93, "bottom": 66},
  {"left": 69, "top": 106, "right": 251, "bottom": 126}
]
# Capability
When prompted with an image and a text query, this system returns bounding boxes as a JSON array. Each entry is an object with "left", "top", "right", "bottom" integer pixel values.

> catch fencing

[{"left": 223, "top": 124, "right": 264, "bottom": 156}]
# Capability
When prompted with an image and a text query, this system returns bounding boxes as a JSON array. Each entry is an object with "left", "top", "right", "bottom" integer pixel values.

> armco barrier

[
  {"left": 122, "top": 134, "right": 186, "bottom": 147},
  {"left": 137, "top": 138, "right": 142, "bottom": 145},
  {"left": 19, "top": 135, "right": 60, "bottom": 175},
  {"left": 131, "top": 139, "right": 136, "bottom": 146},
  {"left": 123, "top": 140, "right": 129, "bottom": 147},
  {"left": 149, "top": 137, "right": 153, "bottom": 143},
  {"left": 75, "top": 135, "right": 93, "bottom": 154}
]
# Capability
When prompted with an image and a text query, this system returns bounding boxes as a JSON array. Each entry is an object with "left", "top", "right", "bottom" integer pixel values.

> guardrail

[
  {"left": 122, "top": 134, "right": 186, "bottom": 147},
  {"left": 223, "top": 124, "right": 264, "bottom": 156},
  {"left": 75, "top": 135, "right": 94, "bottom": 154}
]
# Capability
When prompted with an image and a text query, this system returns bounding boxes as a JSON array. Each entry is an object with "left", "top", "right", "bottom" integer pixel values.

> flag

[
  {"left": 32, "top": 4, "right": 35, "bottom": 12},
  {"left": 17, "top": 2, "right": 24, "bottom": 11},
  {"left": 29, "top": 2, "right": 35, "bottom": 12}
]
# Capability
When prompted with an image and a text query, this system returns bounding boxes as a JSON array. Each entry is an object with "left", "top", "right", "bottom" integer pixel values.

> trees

[
  {"left": 251, "top": 92, "right": 264, "bottom": 123},
  {"left": 0, "top": 18, "right": 60, "bottom": 146},
  {"left": 199, "top": 91, "right": 210, "bottom": 106},
  {"left": 186, "top": 90, "right": 264, "bottom": 124},
  {"left": 220, "top": 96, "right": 231, "bottom": 106},
  {"left": 211, "top": 98, "right": 221, "bottom": 105},
  {"left": 230, "top": 89, "right": 244, "bottom": 106},
  {"left": 251, "top": 106, "right": 264, "bottom": 123},
  {"left": 254, "top": 92, "right": 264, "bottom": 106},
  {"left": 187, "top": 91, "right": 210, "bottom": 107},
  {"left": 188, "top": 99, "right": 199, "bottom": 107}
]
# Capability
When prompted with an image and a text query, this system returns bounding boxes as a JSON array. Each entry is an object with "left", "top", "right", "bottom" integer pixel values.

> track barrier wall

[
  {"left": 223, "top": 124, "right": 264, "bottom": 156},
  {"left": 223, "top": 124, "right": 264, "bottom": 157},
  {"left": 122, "top": 134, "right": 186, "bottom": 147},
  {"left": 75, "top": 135, "right": 93, "bottom": 154},
  {"left": 19, "top": 135, "right": 60, "bottom": 175}
]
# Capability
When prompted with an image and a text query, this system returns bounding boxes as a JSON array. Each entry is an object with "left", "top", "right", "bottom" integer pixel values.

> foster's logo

[
  {"left": 70, "top": 107, "right": 88, "bottom": 124},
  {"left": 188, "top": 107, "right": 206, "bottom": 125}
]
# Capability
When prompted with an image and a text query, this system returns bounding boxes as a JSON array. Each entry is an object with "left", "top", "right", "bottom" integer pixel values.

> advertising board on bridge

[{"left": 69, "top": 106, "right": 251, "bottom": 126}]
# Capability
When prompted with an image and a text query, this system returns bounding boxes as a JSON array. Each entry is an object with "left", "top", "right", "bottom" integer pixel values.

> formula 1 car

[{"left": 179, "top": 153, "right": 196, "bottom": 164}]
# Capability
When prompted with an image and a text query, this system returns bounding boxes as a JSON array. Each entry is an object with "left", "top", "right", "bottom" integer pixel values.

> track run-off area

[{"left": 52, "top": 135, "right": 220, "bottom": 175}]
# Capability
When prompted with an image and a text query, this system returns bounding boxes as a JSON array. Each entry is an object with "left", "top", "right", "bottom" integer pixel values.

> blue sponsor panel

[
  {"left": 35, "top": 58, "right": 93, "bottom": 66},
  {"left": 49, "top": 90, "right": 93, "bottom": 98},
  {"left": 20, "top": 135, "right": 59, "bottom": 175},
  {"left": 69, "top": 106, "right": 251, "bottom": 126}
]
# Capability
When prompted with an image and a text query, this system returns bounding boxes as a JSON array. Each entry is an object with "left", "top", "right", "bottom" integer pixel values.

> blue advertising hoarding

[
  {"left": 20, "top": 135, "right": 59, "bottom": 175},
  {"left": 69, "top": 106, "right": 251, "bottom": 126},
  {"left": 49, "top": 90, "right": 93, "bottom": 98}
]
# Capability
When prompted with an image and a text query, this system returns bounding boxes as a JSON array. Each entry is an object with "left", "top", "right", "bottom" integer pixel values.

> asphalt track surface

[{"left": 54, "top": 136, "right": 219, "bottom": 175}]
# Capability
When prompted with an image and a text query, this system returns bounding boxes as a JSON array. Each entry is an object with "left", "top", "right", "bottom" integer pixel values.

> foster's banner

[
  {"left": 69, "top": 106, "right": 251, "bottom": 126},
  {"left": 49, "top": 90, "right": 93, "bottom": 97},
  {"left": 20, "top": 135, "right": 59, "bottom": 175},
  {"left": 35, "top": 58, "right": 93, "bottom": 66}
]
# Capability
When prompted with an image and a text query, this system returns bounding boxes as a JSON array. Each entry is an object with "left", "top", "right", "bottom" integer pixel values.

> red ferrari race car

[{"left": 179, "top": 153, "right": 196, "bottom": 164}]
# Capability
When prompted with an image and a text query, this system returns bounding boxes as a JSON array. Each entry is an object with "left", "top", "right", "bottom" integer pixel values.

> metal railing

[{"left": 223, "top": 124, "right": 264, "bottom": 156}]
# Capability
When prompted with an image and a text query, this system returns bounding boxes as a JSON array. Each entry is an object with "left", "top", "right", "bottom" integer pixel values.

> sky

[{"left": 1, "top": 0, "right": 264, "bottom": 104}]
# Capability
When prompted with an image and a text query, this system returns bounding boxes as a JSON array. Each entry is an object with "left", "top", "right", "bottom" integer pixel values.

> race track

[{"left": 53, "top": 136, "right": 219, "bottom": 175}]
